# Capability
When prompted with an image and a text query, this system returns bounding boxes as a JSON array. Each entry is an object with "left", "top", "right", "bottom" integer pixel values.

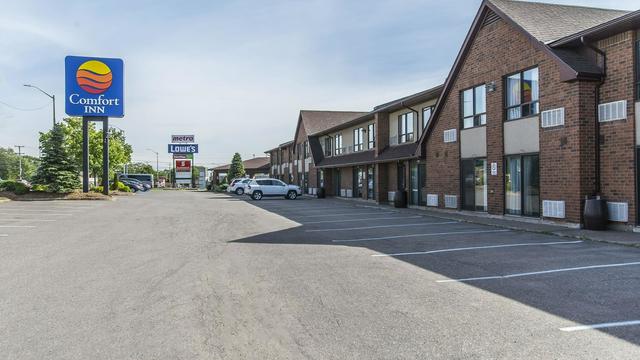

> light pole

[
  {"left": 146, "top": 148, "right": 159, "bottom": 188},
  {"left": 14, "top": 145, "right": 24, "bottom": 180},
  {"left": 24, "top": 84, "right": 55, "bottom": 127}
]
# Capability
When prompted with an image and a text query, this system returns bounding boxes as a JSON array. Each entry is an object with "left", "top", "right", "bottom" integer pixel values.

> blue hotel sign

[
  {"left": 65, "top": 56, "right": 124, "bottom": 117},
  {"left": 168, "top": 144, "right": 199, "bottom": 154}
]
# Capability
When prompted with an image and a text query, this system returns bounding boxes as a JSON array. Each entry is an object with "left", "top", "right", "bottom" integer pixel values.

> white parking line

[
  {"left": 0, "top": 213, "right": 71, "bottom": 216},
  {"left": 296, "top": 212, "right": 396, "bottom": 218},
  {"left": 436, "top": 261, "right": 640, "bottom": 283},
  {"left": 0, "top": 219, "right": 56, "bottom": 222},
  {"left": 372, "top": 240, "right": 583, "bottom": 257},
  {"left": 0, "top": 234, "right": 7, "bottom": 237},
  {"left": 332, "top": 229, "right": 510, "bottom": 243},
  {"left": 307, "top": 221, "right": 458, "bottom": 232},
  {"left": 306, "top": 215, "right": 422, "bottom": 225},
  {"left": 0, "top": 225, "right": 36, "bottom": 228},
  {"left": 559, "top": 320, "right": 640, "bottom": 332}
]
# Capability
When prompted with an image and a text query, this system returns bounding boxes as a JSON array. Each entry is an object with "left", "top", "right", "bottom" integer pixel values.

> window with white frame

[
  {"left": 398, "top": 112, "right": 414, "bottom": 143},
  {"left": 324, "top": 137, "right": 332, "bottom": 156},
  {"left": 505, "top": 67, "right": 539, "bottom": 121},
  {"left": 368, "top": 123, "right": 375, "bottom": 149},
  {"left": 461, "top": 84, "right": 486, "bottom": 129},
  {"left": 422, "top": 106, "right": 433, "bottom": 129},
  {"left": 353, "top": 127, "right": 364, "bottom": 152},
  {"left": 334, "top": 134, "right": 343, "bottom": 155}
]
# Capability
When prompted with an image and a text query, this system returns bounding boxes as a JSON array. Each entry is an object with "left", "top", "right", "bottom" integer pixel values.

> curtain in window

[{"left": 507, "top": 74, "right": 521, "bottom": 120}]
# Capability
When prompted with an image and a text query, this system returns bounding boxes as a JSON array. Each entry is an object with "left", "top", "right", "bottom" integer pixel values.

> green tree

[
  {"left": 126, "top": 162, "right": 155, "bottom": 176},
  {"left": 0, "top": 148, "right": 39, "bottom": 181},
  {"left": 32, "top": 124, "right": 80, "bottom": 193},
  {"left": 228, "top": 153, "right": 245, "bottom": 180},
  {"left": 42, "top": 117, "right": 133, "bottom": 184}
]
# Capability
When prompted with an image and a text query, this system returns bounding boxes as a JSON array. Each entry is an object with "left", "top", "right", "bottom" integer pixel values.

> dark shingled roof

[
  {"left": 489, "top": 0, "right": 629, "bottom": 44},
  {"left": 212, "top": 157, "right": 270, "bottom": 171},
  {"left": 376, "top": 143, "right": 419, "bottom": 162},
  {"left": 299, "top": 110, "right": 369, "bottom": 136},
  {"left": 316, "top": 150, "right": 375, "bottom": 168}
]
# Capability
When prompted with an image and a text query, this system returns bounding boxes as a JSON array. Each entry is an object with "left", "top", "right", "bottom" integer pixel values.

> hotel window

[
  {"left": 398, "top": 112, "right": 415, "bottom": 143},
  {"left": 368, "top": 123, "right": 375, "bottom": 149},
  {"left": 334, "top": 134, "right": 343, "bottom": 155},
  {"left": 461, "top": 84, "right": 486, "bottom": 129},
  {"left": 505, "top": 67, "right": 539, "bottom": 120},
  {"left": 324, "top": 137, "right": 332, "bottom": 157},
  {"left": 353, "top": 127, "right": 364, "bottom": 152},
  {"left": 422, "top": 106, "right": 433, "bottom": 129}
]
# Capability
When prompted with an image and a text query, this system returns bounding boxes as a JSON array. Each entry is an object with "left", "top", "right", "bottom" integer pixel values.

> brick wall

[{"left": 425, "top": 15, "right": 614, "bottom": 223}]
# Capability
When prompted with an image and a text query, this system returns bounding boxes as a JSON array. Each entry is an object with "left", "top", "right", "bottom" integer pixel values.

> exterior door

[
  {"left": 367, "top": 165, "right": 375, "bottom": 200},
  {"left": 505, "top": 154, "right": 540, "bottom": 217},
  {"left": 462, "top": 158, "right": 487, "bottom": 211},
  {"left": 333, "top": 169, "right": 341, "bottom": 196},
  {"left": 410, "top": 160, "right": 419, "bottom": 205},
  {"left": 353, "top": 167, "right": 364, "bottom": 198},
  {"left": 397, "top": 162, "right": 406, "bottom": 191}
]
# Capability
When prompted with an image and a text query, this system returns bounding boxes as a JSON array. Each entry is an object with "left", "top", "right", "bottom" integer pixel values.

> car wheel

[
  {"left": 287, "top": 191, "right": 297, "bottom": 200},
  {"left": 252, "top": 191, "right": 263, "bottom": 200},
  {"left": 235, "top": 187, "right": 244, "bottom": 195}
]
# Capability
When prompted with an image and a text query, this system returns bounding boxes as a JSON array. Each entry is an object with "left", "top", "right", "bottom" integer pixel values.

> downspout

[{"left": 581, "top": 36, "right": 606, "bottom": 196}]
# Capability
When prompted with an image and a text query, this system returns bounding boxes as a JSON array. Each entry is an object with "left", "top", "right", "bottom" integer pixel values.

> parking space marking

[
  {"left": 559, "top": 320, "right": 640, "bottom": 332},
  {"left": 305, "top": 215, "right": 423, "bottom": 225},
  {"left": 0, "top": 219, "right": 56, "bottom": 222},
  {"left": 307, "top": 221, "right": 459, "bottom": 232},
  {"left": 436, "top": 261, "right": 640, "bottom": 284},
  {"left": 0, "top": 234, "right": 7, "bottom": 237},
  {"left": 295, "top": 212, "right": 397, "bottom": 218},
  {"left": 372, "top": 240, "right": 583, "bottom": 257},
  {"left": 0, "top": 213, "right": 72, "bottom": 216},
  {"left": 0, "top": 225, "right": 36, "bottom": 228},
  {"left": 331, "top": 229, "right": 510, "bottom": 243}
]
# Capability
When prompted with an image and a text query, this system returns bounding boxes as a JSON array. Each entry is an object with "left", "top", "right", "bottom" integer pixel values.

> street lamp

[
  {"left": 24, "top": 84, "right": 55, "bottom": 127},
  {"left": 146, "top": 148, "right": 159, "bottom": 188}
]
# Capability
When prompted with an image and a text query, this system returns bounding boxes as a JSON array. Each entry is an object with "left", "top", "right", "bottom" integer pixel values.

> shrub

[
  {"left": 213, "top": 184, "right": 228, "bottom": 192},
  {"left": 91, "top": 186, "right": 104, "bottom": 193},
  {"left": 117, "top": 182, "right": 131, "bottom": 192},
  {"left": 31, "top": 184, "right": 49, "bottom": 192},
  {"left": 0, "top": 180, "right": 30, "bottom": 195}
]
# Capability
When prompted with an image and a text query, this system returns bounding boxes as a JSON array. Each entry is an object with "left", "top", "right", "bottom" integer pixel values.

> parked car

[
  {"left": 229, "top": 178, "right": 251, "bottom": 195},
  {"left": 119, "top": 179, "right": 145, "bottom": 193},
  {"left": 245, "top": 178, "right": 302, "bottom": 200},
  {"left": 120, "top": 177, "right": 151, "bottom": 191}
]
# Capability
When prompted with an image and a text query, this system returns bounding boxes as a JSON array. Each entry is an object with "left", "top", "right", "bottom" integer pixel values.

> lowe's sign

[
  {"left": 168, "top": 144, "right": 199, "bottom": 154},
  {"left": 65, "top": 55, "right": 124, "bottom": 117}
]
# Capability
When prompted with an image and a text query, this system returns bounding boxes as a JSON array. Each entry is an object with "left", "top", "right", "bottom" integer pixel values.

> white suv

[
  {"left": 228, "top": 178, "right": 251, "bottom": 195},
  {"left": 246, "top": 178, "right": 302, "bottom": 200}
]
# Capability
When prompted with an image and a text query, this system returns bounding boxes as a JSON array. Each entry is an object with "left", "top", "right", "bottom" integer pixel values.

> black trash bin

[
  {"left": 317, "top": 187, "right": 326, "bottom": 199},
  {"left": 583, "top": 197, "right": 608, "bottom": 230},
  {"left": 394, "top": 190, "right": 407, "bottom": 208}
]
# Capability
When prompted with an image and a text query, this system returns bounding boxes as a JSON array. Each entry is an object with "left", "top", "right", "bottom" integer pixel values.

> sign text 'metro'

[
  {"left": 171, "top": 135, "right": 195, "bottom": 143},
  {"left": 168, "top": 144, "right": 199, "bottom": 154},
  {"left": 65, "top": 55, "right": 124, "bottom": 117}
]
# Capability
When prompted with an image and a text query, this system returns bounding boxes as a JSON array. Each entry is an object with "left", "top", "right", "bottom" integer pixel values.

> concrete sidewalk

[{"left": 327, "top": 196, "right": 640, "bottom": 248}]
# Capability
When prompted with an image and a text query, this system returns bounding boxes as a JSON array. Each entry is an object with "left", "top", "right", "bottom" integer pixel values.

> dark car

[
  {"left": 120, "top": 177, "right": 151, "bottom": 191},
  {"left": 119, "top": 179, "right": 145, "bottom": 192}
]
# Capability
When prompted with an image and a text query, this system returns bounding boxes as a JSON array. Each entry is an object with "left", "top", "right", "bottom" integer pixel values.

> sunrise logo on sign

[{"left": 76, "top": 60, "right": 113, "bottom": 94}]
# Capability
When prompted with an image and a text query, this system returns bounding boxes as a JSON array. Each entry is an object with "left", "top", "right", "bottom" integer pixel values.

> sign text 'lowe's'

[
  {"left": 168, "top": 144, "right": 199, "bottom": 153},
  {"left": 65, "top": 56, "right": 124, "bottom": 117}
]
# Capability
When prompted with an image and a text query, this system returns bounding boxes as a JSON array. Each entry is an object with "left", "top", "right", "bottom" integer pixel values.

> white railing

[{"left": 389, "top": 133, "right": 415, "bottom": 146}]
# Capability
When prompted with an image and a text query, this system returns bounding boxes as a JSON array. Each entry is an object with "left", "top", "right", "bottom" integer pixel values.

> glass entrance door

[
  {"left": 505, "top": 154, "right": 540, "bottom": 217},
  {"left": 410, "top": 160, "right": 419, "bottom": 205},
  {"left": 367, "top": 165, "right": 375, "bottom": 200},
  {"left": 333, "top": 169, "right": 341, "bottom": 196},
  {"left": 353, "top": 166, "right": 365, "bottom": 198},
  {"left": 462, "top": 158, "right": 487, "bottom": 211}
]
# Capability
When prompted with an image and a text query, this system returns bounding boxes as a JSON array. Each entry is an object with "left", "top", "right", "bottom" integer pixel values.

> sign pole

[
  {"left": 82, "top": 117, "right": 90, "bottom": 193},
  {"left": 102, "top": 117, "right": 109, "bottom": 195}
]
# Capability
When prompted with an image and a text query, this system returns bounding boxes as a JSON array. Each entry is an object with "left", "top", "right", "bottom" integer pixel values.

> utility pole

[
  {"left": 14, "top": 145, "right": 24, "bottom": 180},
  {"left": 23, "top": 84, "right": 55, "bottom": 127},
  {"left": 146, "top": 149, "right": 159, "bottom": 188}
]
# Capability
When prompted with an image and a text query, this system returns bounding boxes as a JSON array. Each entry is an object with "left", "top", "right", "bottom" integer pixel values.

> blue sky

[{"left": 0, "top": 0, "right": 637, "bottom": 169}]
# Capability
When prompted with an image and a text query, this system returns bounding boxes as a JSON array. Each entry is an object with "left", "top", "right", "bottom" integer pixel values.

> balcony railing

[{"left": 389, "top": 133, "right": 415, "bottom": 146}]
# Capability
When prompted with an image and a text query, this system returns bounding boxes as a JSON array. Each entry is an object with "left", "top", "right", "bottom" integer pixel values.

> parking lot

[{"left": 2, "top": 191, "right": 640, "bottom": 359}]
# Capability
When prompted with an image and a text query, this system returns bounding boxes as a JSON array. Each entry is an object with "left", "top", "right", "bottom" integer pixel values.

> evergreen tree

[
  {"left": 33, "top": 124, "right": 81, "bottom": 193},
  {"left": 228, "top": 153, "right": 245, "bottom": 180}
]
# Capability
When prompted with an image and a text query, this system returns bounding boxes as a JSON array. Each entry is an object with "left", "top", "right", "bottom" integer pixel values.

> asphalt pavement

[{"left": 1, "top": 191, "right": 640, "bottom": 359}]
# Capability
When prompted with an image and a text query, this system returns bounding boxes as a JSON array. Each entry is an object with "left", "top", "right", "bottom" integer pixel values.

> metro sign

[
  {"left": 168, "top": 144, "right": 198, "bottom": 153},
  {"left": 171, "top": 135, "right": 195, "bottom": 143}
]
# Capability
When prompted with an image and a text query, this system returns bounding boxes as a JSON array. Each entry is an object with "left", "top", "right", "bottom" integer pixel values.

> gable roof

[
  {"left": 417, "top": 0, "right": 634, "bottom": 154},
  {"left": 490, "top": 0, "right": 629, "bottom": 44},
  {"left": 297, "top": 110, "right": 369, "bottom": 137}
]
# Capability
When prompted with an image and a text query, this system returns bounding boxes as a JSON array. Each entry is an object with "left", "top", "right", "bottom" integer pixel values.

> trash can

[
  {"left": 394, "top": 190, "right": 407, "bottom": 208},
  {"left": 583, "top": 197, "right": 608, "bottom": 230},
  {"left": 317, "top": 187, "right": 326, "bottom": 199}
]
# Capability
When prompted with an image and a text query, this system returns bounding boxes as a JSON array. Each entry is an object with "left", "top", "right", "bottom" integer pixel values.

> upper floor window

[
  {"left": 334, "top": 134, "right": 343, "bottom": 155},
  {"left": 353, "top": 127, "right": 364, "bottom": 152},
  {"left": 461, "top": 84, "right": 486, "bottom": 129},
  {"left": 303, "top": 141, "right": 309, "bottom": 159},
  {"left": 505, "top": 67, "right": 539, "bottom": 120},
  {"left": 368, "top": 123, "right": 375, "bottom": 149},
  {"left": 324, "top": 137, "right": 332, "bottom": 157},
  {"left": 422, "top": 106, "right": 433, "bottom": 129},
  {"left": 398, "top": 112, "right": 414, "bottom": 143}
]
